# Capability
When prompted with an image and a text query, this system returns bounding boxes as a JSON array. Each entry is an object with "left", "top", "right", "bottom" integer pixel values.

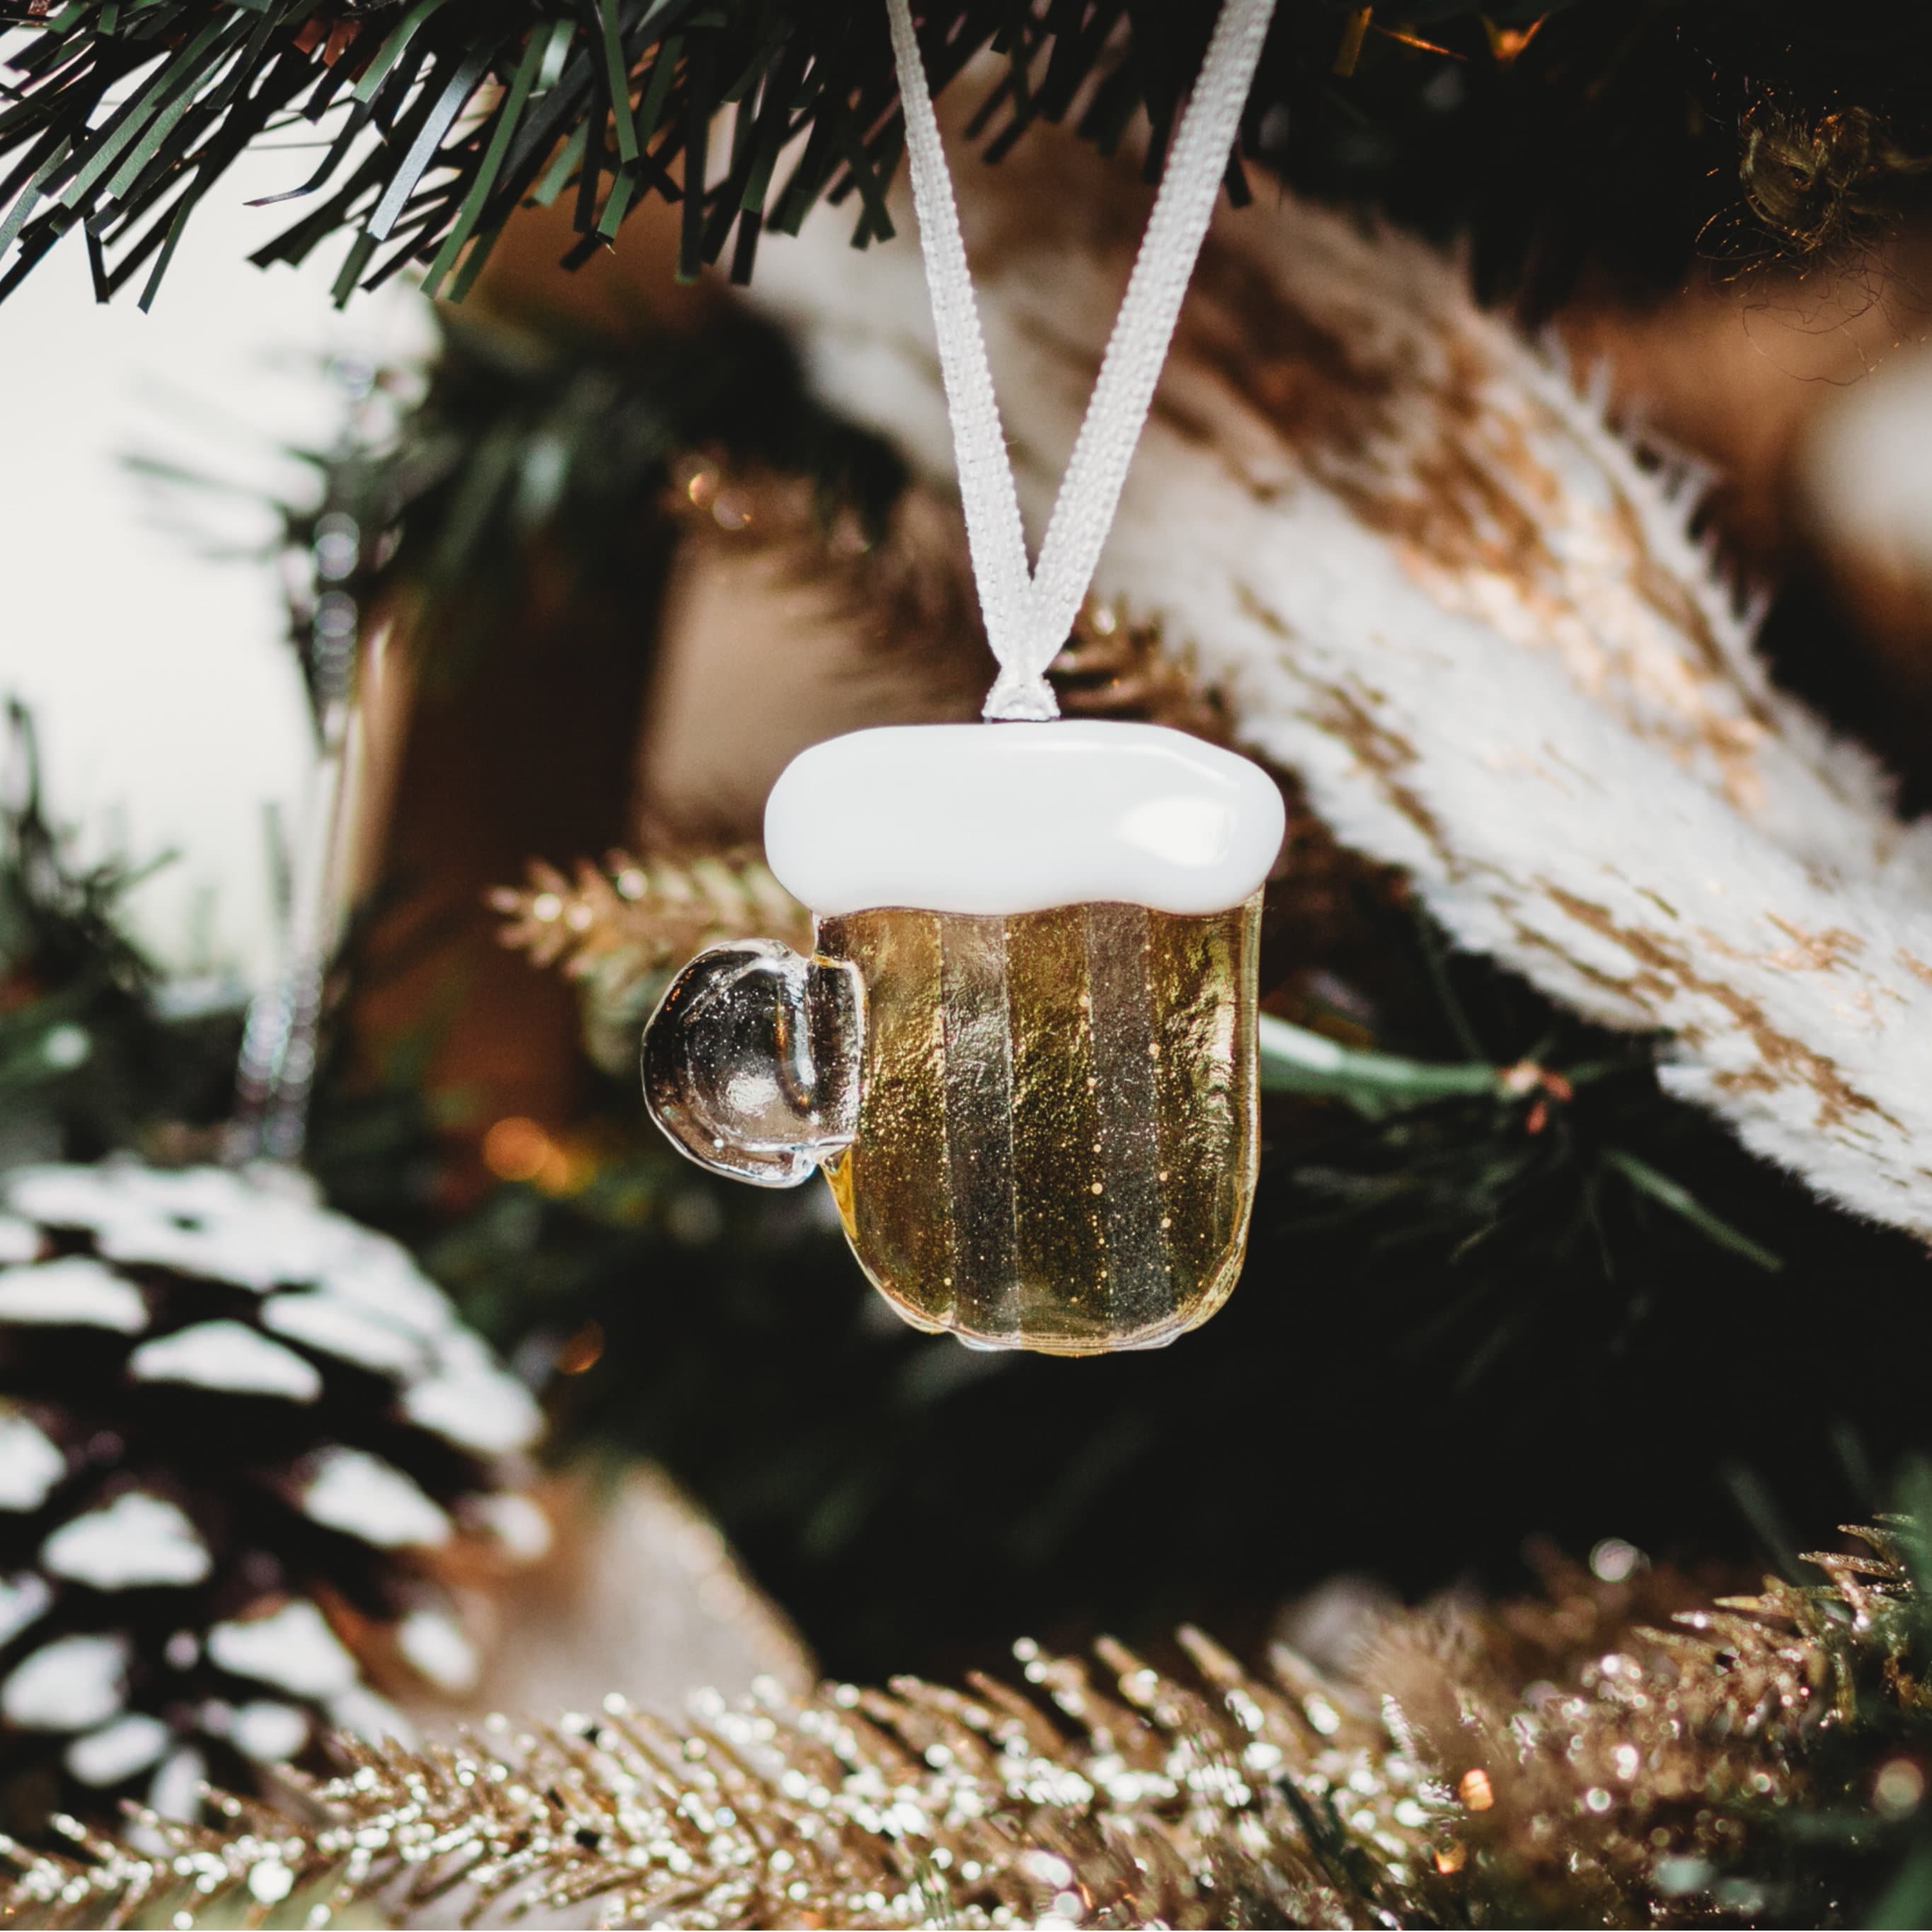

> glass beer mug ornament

[
  {"left": 644, "top": 723, "right": 1284, "bottom": 1353},
  {"left": 643, "top": 0, "right": 1282, "bottom": 1352}
]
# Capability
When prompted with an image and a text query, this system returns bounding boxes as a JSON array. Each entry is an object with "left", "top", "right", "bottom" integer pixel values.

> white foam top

[{"left": 764, "top": 722, "right": 1284, "bottom": 916}]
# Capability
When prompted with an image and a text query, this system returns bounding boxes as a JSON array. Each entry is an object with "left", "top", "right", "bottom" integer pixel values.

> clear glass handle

[{"left": 641, "top": 941, "right": 863, "bottom": 1186}]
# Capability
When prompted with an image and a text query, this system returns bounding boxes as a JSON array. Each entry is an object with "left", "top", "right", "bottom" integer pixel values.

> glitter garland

[{"left": 6, "top": 1525, "right": 1930, "bottom": 1929}]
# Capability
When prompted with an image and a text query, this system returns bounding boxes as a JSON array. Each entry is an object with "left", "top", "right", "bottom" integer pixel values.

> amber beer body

[{"left": 817, "top": 892, "right": 1262, "bottom": 1355}]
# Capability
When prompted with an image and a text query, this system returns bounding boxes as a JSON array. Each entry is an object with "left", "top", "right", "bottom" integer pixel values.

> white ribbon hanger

[{"left": 882, "top": 0, "right": 1277, "bottom": 720}]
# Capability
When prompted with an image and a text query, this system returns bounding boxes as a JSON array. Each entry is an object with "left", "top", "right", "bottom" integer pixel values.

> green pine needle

[{"left": 6, "top": 1, "right": 1932, "bottom": 309}]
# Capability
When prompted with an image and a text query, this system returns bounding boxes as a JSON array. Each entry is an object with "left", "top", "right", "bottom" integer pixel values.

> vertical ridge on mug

[
  {"left": 941, "top": 914, "right": 1021, "bottom": 1328},
  {"left": 1011, "top": 905, "right": 1105, "bottom": 1334}
]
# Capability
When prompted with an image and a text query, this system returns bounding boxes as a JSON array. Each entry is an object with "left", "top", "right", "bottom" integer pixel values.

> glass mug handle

[{"left": 641, "top": 940, "right": 865, "bottom": 1186}]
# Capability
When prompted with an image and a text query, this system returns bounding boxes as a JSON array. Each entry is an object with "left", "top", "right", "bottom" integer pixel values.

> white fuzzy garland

[{"left": 744, "top": 127, "right": 1932, "bottom": 1244}]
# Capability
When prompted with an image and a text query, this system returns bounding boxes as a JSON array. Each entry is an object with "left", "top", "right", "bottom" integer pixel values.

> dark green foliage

[
  {"left": 1272, "top": 1, "right": 1932, "bottom": 309},
  {"left": 4, "top": 0, "right": 1932, "bottom": 314},
  {"left": 260, "top": 310, "right": 904, "bottom": 672},
  {"left": 0, "top": 706, "right": 242, "bottom": 1166}
]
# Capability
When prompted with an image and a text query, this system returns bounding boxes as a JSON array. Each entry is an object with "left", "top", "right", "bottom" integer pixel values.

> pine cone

[{"left": 0, "top": 1160, "right": 549, "bottom": 1831}]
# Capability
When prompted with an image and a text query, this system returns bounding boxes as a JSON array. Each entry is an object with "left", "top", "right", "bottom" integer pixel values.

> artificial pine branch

[
  {"left": 492, "top": 851, "right": 806, "bottom": 976},
  {"left": 0, "top": 708, "right": 154, "bottom": 1008},
  {"left": 0, "top": 704, "right": 241, "bottom": 1156},
  {"left": 11, "top": 1522, "right": 1932, "bottom": 1928},
  {"left": 488, "top": 829, "right": 1599, "bottom": 1123},
  {"left": 0, "top": 0, "right": 1185, "bottom": 314},
  {"left": 5, "top": 2, "right": 1931, "bottom": 311},
  {"left": 492, "top": 849, "right": 809, "bottom": 1071}
]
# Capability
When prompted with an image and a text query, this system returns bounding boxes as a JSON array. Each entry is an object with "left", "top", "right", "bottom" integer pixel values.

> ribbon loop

[{"left": 882, "top": 0, "right": 1276, "bottom": 720}]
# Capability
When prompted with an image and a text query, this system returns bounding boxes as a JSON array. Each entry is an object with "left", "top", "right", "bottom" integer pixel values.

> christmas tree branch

[
  {"left": 0, "top": 702, "right": 241, "bottom": 1152},
  {"left": 492, "top": 850, "right": 807, "bottom": 976},
  {"left": 1258, "top": 1010, "right": 1534, "bottom": 1110},
  {"left": 0, "top": 0, "right": 1175, "bottom": 313},
  {"left": 492, "top": 849, "right": 811, "bottom": 1071},
  {"left": 6, "top": 1, "right": 1931, "bottom": 310}
]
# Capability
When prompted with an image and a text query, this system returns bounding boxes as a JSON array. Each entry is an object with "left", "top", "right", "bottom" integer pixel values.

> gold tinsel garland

[
  {"left": 490, "top": 852, "right": 811, "bottom": 1074},
  {"left": 1, "top": 1534, "right": 1919, "bottom": 1929},
  {"left": 490, "top": 851, "right": 808, "bottom": 980}
]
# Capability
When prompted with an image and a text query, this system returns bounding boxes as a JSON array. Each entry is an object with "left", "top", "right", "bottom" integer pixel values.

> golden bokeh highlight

[{"left": 483, "top": 1115, "right": 580, "bottom": 1193}]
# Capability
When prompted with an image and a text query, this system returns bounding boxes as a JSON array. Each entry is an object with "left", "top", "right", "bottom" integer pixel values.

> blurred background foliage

[{"left": 11, "top": 300, "right": 1932, "bottom": 1679}]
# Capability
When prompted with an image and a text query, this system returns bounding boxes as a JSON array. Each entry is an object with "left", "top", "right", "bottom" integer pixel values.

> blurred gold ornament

[
  {"left": 1051, "top": 603, "right": 1233, "bottom": 744},
  {"left": 662, "top": 452, "right": 985, "bottom": 672}
]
